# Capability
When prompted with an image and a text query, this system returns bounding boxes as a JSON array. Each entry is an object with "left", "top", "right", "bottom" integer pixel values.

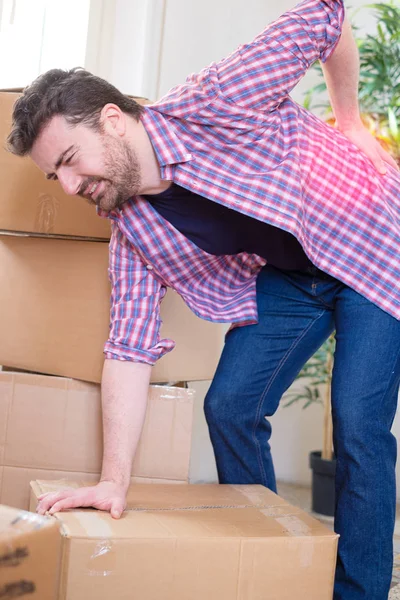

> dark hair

[{"left": 7, "top": 67, "right": 144, "bottom": 156}]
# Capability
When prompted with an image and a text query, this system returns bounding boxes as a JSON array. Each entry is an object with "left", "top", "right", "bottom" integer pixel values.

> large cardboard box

[
  {"left": 30, "top": 482, "right": 339, "bottom": 600},
  {"left": 0, "top": 372, "right": 194, "bottom": 510},
  {"left": 0, "top": 504, "right": 61, "bottom": 599},
  {"left": 0, "top": 90, "right": 148, "bottom": 239},
  {"left": 0, "top": 235, "right": 223, "bottom": 383}
]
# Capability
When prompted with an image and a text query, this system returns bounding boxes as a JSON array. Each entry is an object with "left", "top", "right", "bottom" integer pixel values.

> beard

[{"left": 79, "top": 134, "right": 142, "bottom": 212}]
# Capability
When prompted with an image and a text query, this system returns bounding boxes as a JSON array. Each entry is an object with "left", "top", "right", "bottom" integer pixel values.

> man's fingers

[
  {"left": 37, "top": 489, "right": 73, "bottom": 502},
  {"left": 36, "top": 492, "right": 64, "bottom": 514},
  {"left": 48, "top": 495, "right": 87, "bottom": 515},
  {"left": 377, "top": 161, "right": 387, "bottom": 175},
  {"left": 38, "top": 491, "right": 59, "bottom": 501},
  {"left": 36, "top": 490, "right": 74, "bottom": 514},
  {"left": 36, "top": 484, "right": 126, "bottom": 518},
  {"left": 368, "top": 153, "right": 387, "bottom": 175},
  {"left": 379, "top": 147, "right": 399, "bottom": 171},
  {"left": 366, "top": 148, "right": 387, "bottom": 174},
  {"left": 111, "top": 499, "right": 125, "bottom": 520}
]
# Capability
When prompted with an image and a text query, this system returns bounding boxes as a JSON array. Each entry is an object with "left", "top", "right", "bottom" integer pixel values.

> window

[{"left": 0, "top": 0, "right": 91, "bottom": 88}]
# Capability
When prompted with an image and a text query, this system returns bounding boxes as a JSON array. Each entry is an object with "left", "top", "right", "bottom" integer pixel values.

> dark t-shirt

[{"left": 143, "top": 183, "right": 313, "bottom": 271}]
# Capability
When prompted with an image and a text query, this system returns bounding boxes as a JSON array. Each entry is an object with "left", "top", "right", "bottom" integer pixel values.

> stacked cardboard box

[
  {"left": 0, "top": 235, "right": 223, "bottom": 383},
  {"left": 0, "top": 371, "right": 195, "bottom": 510},
  {"left": 0, "top": 90, "right": 112, "bottom": 239},
  {"left": 0, "top": 89, "right": 225, "bottom": 509}
]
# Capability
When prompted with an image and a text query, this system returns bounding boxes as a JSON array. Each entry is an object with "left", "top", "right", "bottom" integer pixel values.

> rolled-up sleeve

[
  {"left": 212, "top": 0, "right": 345, "bottom": 111},
  {"left": 104, "top": 225, "right": 175, "bottom": 365}
]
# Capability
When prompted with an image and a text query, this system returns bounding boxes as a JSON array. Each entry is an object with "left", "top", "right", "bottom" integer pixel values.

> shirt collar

[
  {"left": 141, "top": 106, "right": 192, "bottom": 167},
  {"left": 95, "top": 107, "right": 192, "bottom": 220}
]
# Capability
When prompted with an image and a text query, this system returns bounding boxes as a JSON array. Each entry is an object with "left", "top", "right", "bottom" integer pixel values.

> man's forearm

[
  {"left": 321, "top": 17, "right": 362, "bottom": 129},
  {"left": 100, "top": 358, "right": 152, "bottom": 492}
]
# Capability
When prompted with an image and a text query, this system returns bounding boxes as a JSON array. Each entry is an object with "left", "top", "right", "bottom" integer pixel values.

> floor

[{"left": 277, "top": 481, "right": 400, "bottom": 597}]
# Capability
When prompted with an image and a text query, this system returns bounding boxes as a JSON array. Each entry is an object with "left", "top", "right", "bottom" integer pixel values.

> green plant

[
  {"left": 304, "top": 1, "right": 400, "bottom": 164},
  {"left": 283, "top": 333, "right": 335, "bottom": 461}
]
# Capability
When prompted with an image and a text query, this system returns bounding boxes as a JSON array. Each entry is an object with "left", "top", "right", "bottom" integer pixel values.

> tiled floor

[{"left": 277, "top": 481, "right": 400, "bottom": 597}]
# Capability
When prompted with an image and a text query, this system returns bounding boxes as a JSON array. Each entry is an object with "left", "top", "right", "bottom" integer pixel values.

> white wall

[
  {"left": 0, "top": 0, "right": 91, "bottom": 88},
  {"left": 98, "top": 0, "right": 400, "bottom": 495},
  {"left": 86, "top": 0, "right": 166, "bottom": 99}
]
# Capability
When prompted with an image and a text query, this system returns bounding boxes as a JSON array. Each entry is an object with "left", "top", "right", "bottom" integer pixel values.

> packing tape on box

[
  {"left": 88, "top": 539, "right": 116, "bottom": 577},
  {"left": 274, "top": 515, "right": 312, "bottom": 537},
  {"left": 68, "top": 513, "right": 116, "bottom": 577},
  {"left": 125, "top": 503, "right": 285, "bottom": 511},
  {"left": 275, "top": 515, "right": 315, "bottom": 567}
]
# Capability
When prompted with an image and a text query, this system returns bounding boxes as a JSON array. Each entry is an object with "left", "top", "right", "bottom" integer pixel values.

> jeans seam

[
  {"left": 374, "top": 342, "right": 400, "bottom": 597},
  {"left": 251, "top": 309, "right": 329, "bottom": 486}
]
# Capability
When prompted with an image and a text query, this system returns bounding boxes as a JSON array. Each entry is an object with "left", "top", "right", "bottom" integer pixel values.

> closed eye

[
  {"left": 46, "top": 152, "right": 77, "bottom": 180},
  {"left": 64, "top": 152, "right": 77, "bottom": 164}
]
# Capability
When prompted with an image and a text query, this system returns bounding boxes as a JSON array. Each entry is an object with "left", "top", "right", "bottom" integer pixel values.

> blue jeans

[{"left": 204, "top": 265, "right": 400, "bottom": 599}]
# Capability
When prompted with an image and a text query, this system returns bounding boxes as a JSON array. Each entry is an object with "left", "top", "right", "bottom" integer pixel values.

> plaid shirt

[{"left": 100, "top": 0, "right": 400, "bottom": 365}]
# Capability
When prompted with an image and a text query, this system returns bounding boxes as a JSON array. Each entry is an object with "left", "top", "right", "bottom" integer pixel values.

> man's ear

[{"left": 100, "top": 103, "right": 126, "bottom": 136}]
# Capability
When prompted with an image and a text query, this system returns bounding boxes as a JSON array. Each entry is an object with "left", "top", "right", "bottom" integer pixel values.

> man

[{"left": 7, "top": 0, "right": 400, "bottom": 597}]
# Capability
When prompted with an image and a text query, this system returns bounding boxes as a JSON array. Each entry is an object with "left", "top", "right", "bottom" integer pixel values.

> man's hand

[
  {"left": 322, "top": 17, "right": 399, "bottom": 176},
  {"left": 338, "top": 122, "right": 399, "bottom": 175},
  {"left": 36, "top": 480, "right": 127, "bottom": 519}
]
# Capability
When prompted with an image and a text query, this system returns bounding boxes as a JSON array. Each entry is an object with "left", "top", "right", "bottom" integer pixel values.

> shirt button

[{"left": 146, "top": 265, "right": 153, "bottom": 270}]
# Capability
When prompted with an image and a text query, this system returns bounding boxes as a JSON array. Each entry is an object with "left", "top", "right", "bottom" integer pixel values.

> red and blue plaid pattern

[{"left": 101, "top": 0, "right": 400, "bottom": 365}]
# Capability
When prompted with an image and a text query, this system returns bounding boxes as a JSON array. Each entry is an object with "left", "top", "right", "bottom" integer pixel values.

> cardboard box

[
  {"left": 0, "top": 90, "right": 148, "bottom": 239},
  {"left": 0, "top": 372, "right": 194, "bottom": 509},
  {"left": 0, "top": 504, "right": 61, "bottom": 599},
  {"left": 0, "top": 235, "right": 223, "bottom": 383},
  {"left": 30, "top": 481, "right": 339, "bottom": 600}
]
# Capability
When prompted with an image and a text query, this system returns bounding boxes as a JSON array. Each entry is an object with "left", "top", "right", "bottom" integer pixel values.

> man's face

[{"left": 31, "top": 114, "right": 141, "bottom": 211}]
